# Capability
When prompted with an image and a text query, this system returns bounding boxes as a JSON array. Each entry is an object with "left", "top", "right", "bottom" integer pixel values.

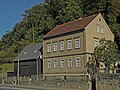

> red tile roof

[{"left": 44, "top": 14, "right": 98, "bottom": 38}]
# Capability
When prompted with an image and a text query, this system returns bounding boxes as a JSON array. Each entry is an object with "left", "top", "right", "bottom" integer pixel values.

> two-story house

[{"left": 43, "top": 13, "right": 114, "bottom": 77}]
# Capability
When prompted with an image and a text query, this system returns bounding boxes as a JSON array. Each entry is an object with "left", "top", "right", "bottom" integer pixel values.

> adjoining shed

[{"left": 13, "top": 42, "right": 43, "bottom": 77}]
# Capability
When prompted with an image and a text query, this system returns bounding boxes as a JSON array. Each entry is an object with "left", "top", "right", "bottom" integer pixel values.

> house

[
  {"left": 43, "top": 13, "right": 114, "bottom": 77},
  {"left": 13, "top": 42, "right": 43, "bottom": 77}
]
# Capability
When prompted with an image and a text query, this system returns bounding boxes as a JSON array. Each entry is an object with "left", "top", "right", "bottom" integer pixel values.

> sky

[{"left": 0, "top": 0, "right": 42, "bottom": 39}]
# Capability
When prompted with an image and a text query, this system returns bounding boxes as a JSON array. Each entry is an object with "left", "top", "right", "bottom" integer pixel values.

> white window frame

[
  {"left": 53, "top": 42, "right": 57, "bottom": 52},
  {"left": 60, "top": 41, "right": 64, "bottom": 51},
  {"left": 94, "top": 38, "right": 99, "bottom": 47},
  {"left": 48, "top": 60, "right": 51, "bottom": 68},
  {"left": 96, "top": 24, "right": 100, "bottom": 32},
  {"left": 75, "top": 38, "right": 80, "bottom": 48},
  {"left": 67, "top": 40, "right": 72, "bottom": 49},
  {"left": 76, "top": 57, "right": 80, "bottom": 67},
  {"left": 101, "top": 26, "right": 104, "bottom": 33},
  {"left": 54, "top": 60, "right": 57, "bottom": 68},
  {"left": 61, "top": 60, "right": 64, "bottom": 68},
  {"left": 68, "top": 58, "right": 72, "bottom": 67},
  {"left": 47, "top": 43, "right": 51, "bottom": 53}
]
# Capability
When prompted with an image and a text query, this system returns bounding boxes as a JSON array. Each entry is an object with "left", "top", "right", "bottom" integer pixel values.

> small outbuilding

[{"left": 13, "top": 42, "right": 43, "bottom": 77}]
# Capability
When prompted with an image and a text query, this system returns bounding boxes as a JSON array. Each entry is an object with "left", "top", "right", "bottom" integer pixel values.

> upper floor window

[
  {"left": 53, "top": 42, "right": 57, "bottom": 52},
  {"left": 68, "top": 58, "right": 72, "bottom": 67},
  {"left": 101, "top": 26, "right": 104, "bottom": 33},
  {"left": 94, "top": 38, "right": 99, "bottom": 47},
  {"left": 96, "top": 24, "right": 100, "bottom": 32},
  {"left": 48, "top": 60, "right": 51, "bottom": 68},
  {"left": 54, "top": 60, "right": 57, "bottom": 68},
  {"left": 60, "top": 41, "right": 64, "bottom": 51},
  {"left": 47, "top": 43, "right": 51, "bottom": 53},
  {"left": 75, "top": 38, "right": 80, "bottom": 48},
  {"left": 76, "top": 57, "right": 80, "bottom": 67},
  {"left": 67, "top": 40, "right": 72, "bottom": 49},
  {"left": 61, "top": 60, "right": 64, "bottom": 67}
]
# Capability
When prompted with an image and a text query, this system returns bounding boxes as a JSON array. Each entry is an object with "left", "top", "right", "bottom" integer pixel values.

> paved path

[{"left": 0, "top": 85, "right": 52, "bottom": 90}]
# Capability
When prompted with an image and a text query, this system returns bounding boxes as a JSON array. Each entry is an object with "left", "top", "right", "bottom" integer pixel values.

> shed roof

[
  {"left": 44, "top": 14, "right": 98, "bottom": 39},
  {"left": 13, "top": 42, "right": 42, "bottom": 61}
]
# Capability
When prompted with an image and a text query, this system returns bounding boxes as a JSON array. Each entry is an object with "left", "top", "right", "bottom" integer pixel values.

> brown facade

[{"left": 43, "top": 13, "right": 114, "bottom": 76}]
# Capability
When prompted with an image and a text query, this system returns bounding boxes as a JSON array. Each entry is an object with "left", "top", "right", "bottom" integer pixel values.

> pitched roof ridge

[
  {"left": 44, "top": 13, "right": 99, "bottom": 39},
  {"left": 55, "top": 14, "right": 98, "bottom": 27}
]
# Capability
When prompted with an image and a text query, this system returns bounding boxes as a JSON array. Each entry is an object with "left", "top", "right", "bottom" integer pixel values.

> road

[{"left": 0, "top": 85, "right": 52, "bottom": 90}]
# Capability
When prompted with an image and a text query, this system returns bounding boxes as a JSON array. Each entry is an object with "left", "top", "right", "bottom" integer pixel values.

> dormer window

[
  {"left": 34, "top": 50, "right": 37, "bottom": 53},
  {"left": 24, "top": 52, "right": 27, "bottom": 55}
]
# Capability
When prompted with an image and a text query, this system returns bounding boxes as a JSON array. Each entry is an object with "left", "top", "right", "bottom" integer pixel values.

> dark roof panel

[{"left": 13, "top": 42, "right": 42, "bottom": 61}]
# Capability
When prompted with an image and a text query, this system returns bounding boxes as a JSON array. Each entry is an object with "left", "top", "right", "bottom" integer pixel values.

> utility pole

[
  {"left": 36, "top": 58, "right": 39, "bottom": 80},
  {"left": 17, "top": 49, "right": 20, "bottom": 85}
]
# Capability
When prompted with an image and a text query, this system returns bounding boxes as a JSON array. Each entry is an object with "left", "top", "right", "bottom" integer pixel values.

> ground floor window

[
  {"left": 76, "top": 57, "right": 80, "bottom": 67},
  {"left": 48, "top": 60, "right": 51, "bottom": 68}
]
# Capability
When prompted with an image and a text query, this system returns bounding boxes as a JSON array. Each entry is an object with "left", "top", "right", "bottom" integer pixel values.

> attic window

[
  {"left": 34, "top": 50, "right": 37, "bottom": 53},
  {"left": 96, "top": 24, "right": 100, "bottom": 32},
  {"left": 24, "top": 52, "right": 27, "bottom": 55}
]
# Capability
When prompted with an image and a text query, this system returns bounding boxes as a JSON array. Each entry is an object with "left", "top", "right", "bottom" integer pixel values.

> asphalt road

[{"left": 0, "top": 85, "right": 52, "bottom": 90}]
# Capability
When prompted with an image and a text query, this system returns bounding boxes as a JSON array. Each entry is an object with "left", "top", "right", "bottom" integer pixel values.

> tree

[
  {"left": 47, "top": 0, "right": 83, "bottom": 25},
  {"left": 93, "top": 39, "right": 120, "bottom": 73}
]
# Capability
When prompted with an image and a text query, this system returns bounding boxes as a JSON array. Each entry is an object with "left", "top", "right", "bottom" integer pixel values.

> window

[
  {"left": 67, "top": 40, "right": 72, "bottom": 49},
  {"left": 94, "top": 38, "right": 99, "bottom": 47},
  {"left": 53, "top": 43, "right": 57, "bottom": 52},
  {"left": 34, "top": 50, "right": 37, "bottom": 53},
  {"left": 61, "top": 60, "right": 64, "bottom": 67},
  {"left": 75, "top": 38, "right": 80, "bottom": 48},
  {"left": 101, "top": 26, "right": 104, "bottom": 33},
  {"left": 76, "top": 58, "right": 80, "bottom": 67},
  {"left": 47, "top": 43, "right": 51, "bottom": 52},
  {"left": 48, "top": 60, "right": 51, "bottom": 68},
  {"left": 54, "top": 60, "right": 57, "bottom": 68},
  {"left": 68, "top": 58, "right": 72, "bottom": 67},
  {"left": 96, "top": 24, "right": 100, "bottom": 32},
  {"left": 24, "top": 52, "right": 27, "bottom": 55},
  {"left": 60, "top": 41, "right": 64, "bottom": 51}
]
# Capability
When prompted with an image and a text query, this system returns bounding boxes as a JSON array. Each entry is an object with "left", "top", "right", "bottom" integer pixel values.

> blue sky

[{"left": 0, "top": 0, "right": 42, "bottom": 39}]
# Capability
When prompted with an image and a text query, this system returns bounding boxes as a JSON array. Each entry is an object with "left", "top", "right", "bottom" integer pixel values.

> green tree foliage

[
  {"left": 0, "top": 0, "right": 120, "bottom": 63},
  {"left": 47, "top": 0, "right": 83, "bottom": 24},
  {"left": 0, "top": 0, "right": 83, "bottom": 62},
  {"left": 93, "top": 39, "right": 120, "bottom": 73}
]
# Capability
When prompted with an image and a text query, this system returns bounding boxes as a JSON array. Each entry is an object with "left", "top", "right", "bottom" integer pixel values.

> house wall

[
  {"left": 85, "top": 13, "right": 114, "bottom": 53},
  {"left": 43, "top": 31, "right": 87, "bottom": 76},
  {"left": 14, "top": 59, "right": 43, "bottom": 76}
]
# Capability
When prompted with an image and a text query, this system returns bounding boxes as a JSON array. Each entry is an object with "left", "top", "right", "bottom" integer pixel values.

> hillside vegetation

[{"left": 0, "top": 0, "right": 120, "bottom": 63}]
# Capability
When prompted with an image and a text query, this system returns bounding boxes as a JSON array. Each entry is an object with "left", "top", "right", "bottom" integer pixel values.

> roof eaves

[{"left": 43, "top": 28, "right": 85, "bottom": 40}]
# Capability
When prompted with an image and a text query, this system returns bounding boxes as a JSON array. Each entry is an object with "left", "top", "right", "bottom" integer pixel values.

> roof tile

[{"left": 44, "top": 14, "right": 98, "bottom": 38}]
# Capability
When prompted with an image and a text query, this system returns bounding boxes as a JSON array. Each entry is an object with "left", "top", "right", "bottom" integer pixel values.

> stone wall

[{"left": 2, "top": 74, "right": 120, "bottom": 90}]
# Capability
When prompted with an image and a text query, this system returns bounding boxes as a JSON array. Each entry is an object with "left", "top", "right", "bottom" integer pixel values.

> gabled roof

[
  {"left": 13, "top": 42, "right": 42, "bottom": 61},
  {"left": 44, "top": 14, "right": 98, "bottom": 39}
]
